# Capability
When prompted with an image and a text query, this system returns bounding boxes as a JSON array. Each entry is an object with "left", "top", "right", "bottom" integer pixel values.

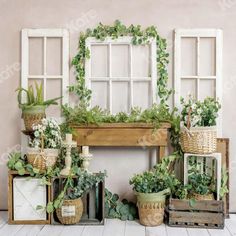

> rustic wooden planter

[
  {"left": 71, "top": 122, "right": 171, "bottom": 161},
  {"left": 167, "top": 198, "right": 224, "bottom": 229},
  {"left": 50, "top": 176, "right": 105, "bottom": 225}
]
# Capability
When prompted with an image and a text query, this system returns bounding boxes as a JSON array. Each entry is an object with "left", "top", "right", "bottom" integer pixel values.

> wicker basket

[
  {"left": 192, "top": 192, "right": 215, "bottom": 201},
  {"left": 22, "top": 105, "right": 46, "bottom": 131},
  {"left": 180, "top": 126, "right": 217, "bottom": 154},
  {"left": 27, "top": 147, "right": 58, "bottom": 171},
  {"left": 136, "top": 189, "right": 169, "bottom": 226},
  {"left": 56, "top": 198, "right": 83, "bottom": 225}
]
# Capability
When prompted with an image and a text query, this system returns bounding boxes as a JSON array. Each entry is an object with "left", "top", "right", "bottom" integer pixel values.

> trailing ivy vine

[{"left": 69, "top": 20, "right": 171, "bottom": 105}]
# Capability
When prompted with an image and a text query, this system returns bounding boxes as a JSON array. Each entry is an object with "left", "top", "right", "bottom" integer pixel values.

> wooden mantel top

[{"left": 71, "top": 122, "right": 171, "bottom": 129}]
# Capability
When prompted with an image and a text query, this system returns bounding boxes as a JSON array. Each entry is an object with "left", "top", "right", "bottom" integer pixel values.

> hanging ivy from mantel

[{"left": 69, "top": 20, "right": 171, "bottom": 105}]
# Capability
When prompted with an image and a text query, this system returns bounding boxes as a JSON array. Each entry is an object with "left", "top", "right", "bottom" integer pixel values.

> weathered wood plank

[
  {"left": 102, "top": 219, "right": 126, "bottom": 236},
  {"left": 225, "top": 219, "right": 236, "bottom": 235},
  {"left": 169, "top": 199, "right": 224, "bottom": 212},
  {"left": 124, "top": 220, "right": 145, "bottom": 236},
  {"left": 82, "top": 225, "right": 104, "bottom": 236},
  {"left": 187, "top": 228, "right": 210, "bottom": 236},
  {"left": 60, "top": 225, "right": 84, "bottom": 236},
  {"left": 0, "top": 224, "right": 24, "bottom": 235},
  {"left": 166, "top": 225, "right": 188, "bottom": 236},
  {"left": 146, "top": 224, "right": 167, "bottom": 236},
  {"left": 16, "top": 225, "right": 44, "bottom": 236},
  {"left": 37, "top": 225, "right": 65, "bottom": 236},
  {"left": 208, "top": 227, "right": 232, "bottom": 236}
]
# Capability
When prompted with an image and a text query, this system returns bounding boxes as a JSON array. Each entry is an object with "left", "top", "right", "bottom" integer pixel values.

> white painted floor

[{"left": 0, "top": 211, "right": 236, "bottom": 236}]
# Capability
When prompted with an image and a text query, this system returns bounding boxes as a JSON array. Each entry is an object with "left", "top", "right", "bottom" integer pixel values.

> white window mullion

[
  {"left": 43, "top": 37, "right": 47, "bottom": 100},
  {"left": 108, "top": 43, "right": 112, "bottom": 112},
  {"left": 196, "top": 37, "right": 200, "bottom": 100},
  {"left": 129, "top": 44, "right": 133, "bottom": 111}
]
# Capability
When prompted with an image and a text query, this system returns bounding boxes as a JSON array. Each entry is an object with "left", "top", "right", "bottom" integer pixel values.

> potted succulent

[
  {"left": 16, "top": 82, "right": 61, "bottom": 131},
  {"left": 129, "top": 155, "right": 180, "bottom": 226},
  {"left": 45, "top": 169, "right": 106, "bottom": 225},
  {"left": 180, "top": 96, "right": 221, "bottom": 154},
  {"left": 27, "top": 118, "right": 62, "bottom": 171}
]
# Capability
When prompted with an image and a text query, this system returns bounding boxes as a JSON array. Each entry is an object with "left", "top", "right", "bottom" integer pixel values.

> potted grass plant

[
  {"left": 129, "top": 155, "right": 180, "bottom": 226},
  {"left": 180, "top": 96, "right": 221, "bottom": 154},
  {"left": 16, "top": 82, "right": 62, "bottom": 131},
  {"left": 27, "top": 118, "right": 62, "bottom": 171}
]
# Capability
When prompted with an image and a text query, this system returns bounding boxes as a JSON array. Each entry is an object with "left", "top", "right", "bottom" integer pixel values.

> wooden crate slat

[{"left": 169, "top": 199, "right": 224, "bottom": 212}]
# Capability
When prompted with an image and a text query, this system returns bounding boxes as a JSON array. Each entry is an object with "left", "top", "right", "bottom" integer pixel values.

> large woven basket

[
  {"left": 56, "top": 198, "right": 83, "bottom": 225},
  {"left": 180, "top": 126, "right": 217, "bottom": 154},
  {"left": 192, "top": 192, "right": 215, "bottom": 201},
  {"left": 27, "top": 147, "right": 58, "bottom": 171},
  {"left": 136, "top": 189, "right": 169, "bottom": 226}
]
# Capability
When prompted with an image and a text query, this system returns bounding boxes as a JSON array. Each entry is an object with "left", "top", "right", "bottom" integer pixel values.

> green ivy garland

[{"left": 69, "top": 20, "right": 171, "bottom": 105}]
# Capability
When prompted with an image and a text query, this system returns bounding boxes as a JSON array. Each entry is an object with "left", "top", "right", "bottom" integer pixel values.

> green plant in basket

[{"left": 16, "top": 81, "right": 62, "bottom": 131}]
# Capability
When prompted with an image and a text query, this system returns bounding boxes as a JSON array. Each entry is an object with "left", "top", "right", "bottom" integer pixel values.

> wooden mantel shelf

[{"left": 72, "top": 122, "right": 171, "bottom": 160}]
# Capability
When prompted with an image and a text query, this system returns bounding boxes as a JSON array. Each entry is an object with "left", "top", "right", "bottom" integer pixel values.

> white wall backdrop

[{"left": 0, "top": 0, "right": 235, "bottom": 212}]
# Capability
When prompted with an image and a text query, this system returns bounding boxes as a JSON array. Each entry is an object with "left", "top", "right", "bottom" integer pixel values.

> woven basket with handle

[
  {"left": 180, "top": 107, "right": 217, "bottom": 154},
  {"left": 56, "top": 198, "right": 83, "bottom": 225},
  {"left": 27, "top": 136, "right": 58, "bottom": 171}
]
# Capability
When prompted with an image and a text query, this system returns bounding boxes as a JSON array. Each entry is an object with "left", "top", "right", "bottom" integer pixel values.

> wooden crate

[
  {"left": 8, "top": 171, "right": 51, "bottom": 224},
  {"left": 167, "top": 198, "right": 224, "bottom": 229},
  {"left": 50, "top": 176, "right": 105, "bottom": 225}
]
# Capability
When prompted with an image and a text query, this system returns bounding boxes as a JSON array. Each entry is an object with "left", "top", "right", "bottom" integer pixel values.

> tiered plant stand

[{"left": 71, "top": 122, "right": 171, "bottom": 162}]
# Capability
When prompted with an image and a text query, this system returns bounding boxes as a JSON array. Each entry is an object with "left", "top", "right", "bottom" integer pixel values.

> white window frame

[
  {"left": 85, "top": 36, "right": 157, "bottom": 113},
  {"left": 174, "top": 29, "right": 223, "bottom": 136},
  {"left": 21, "top": 29, "right": 69, "bottom": 152},
  {"left": 21, "top": 28, "right": 69, "bottom": 106}
]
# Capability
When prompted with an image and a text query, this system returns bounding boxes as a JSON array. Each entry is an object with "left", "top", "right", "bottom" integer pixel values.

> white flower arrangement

[
  {"left": 29, "top": 118, "right": 62, "bottom": 149},
  {"left": 180, "top": 95, "right": 221, "bottom": 127}
]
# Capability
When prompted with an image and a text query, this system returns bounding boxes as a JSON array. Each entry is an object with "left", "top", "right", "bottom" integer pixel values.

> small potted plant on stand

[
  {"left": 180, "top": 96, "right": 221, "bottom": 154},
  {"left": 27, "top": 118, "right": 62, "bottom": 171},
  {"left": 129, "top": 155, "right": 180, "bottom": 226},
  {"left": 16, "top": 82, "right": 61, "bottom": 131}
]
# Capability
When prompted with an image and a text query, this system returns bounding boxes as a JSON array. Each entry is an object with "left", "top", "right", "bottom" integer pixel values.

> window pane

[
  {"left": 181, "top": 78, "right": 197, "bottom": 99},
  {"left": 199, "top": 79, "right": 215, "bottom": 100},
  {"left": 29, "top": 37, "right": 43, "bottom": 75},
  {"left": 91, "top": 81, "right": 108, "bottom": 109},
  {"left": 91, "top": 45, "right": 108, "bottom": 77},
  {"left": 111, "top": 45, "right": 129, "bottom": 77},
  {"left": 112, "top": 82, "right": 129, "bottom": 113},
  {"left": 46, "top": 38, "right": 62, "bottom": 76},
  {"left": 133, "top": 82, "right": 150, "bottom": 109},
  {"left": 46, "top": 79, "right": 62, "bottom": 117},
  {"left": 199, "top": 38, "right": 216, "bottom": 76},
  {"left": 181, "top": 38, "right": 197, "bottom": 76},
  {"left": 132, "top": 45, "right": 150, "bottom": 77}
]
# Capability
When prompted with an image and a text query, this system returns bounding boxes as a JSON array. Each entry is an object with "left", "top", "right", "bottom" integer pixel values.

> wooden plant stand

[
  {"left": 50, "top": 176, "right": 105, "bottom": 225},
  {"left": 167, "top": 198, "right": 224, "bottom": 229},
  {"left": 72, "top": 123, "right": 171, "bottom": 162}
]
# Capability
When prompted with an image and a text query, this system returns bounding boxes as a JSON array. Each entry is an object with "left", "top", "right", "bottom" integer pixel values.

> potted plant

[
  {"left": 46, "top": 169, "right": 106, "bottom": 225},
  {"left": 180, "top": 96, "right": 221, "bottom": 154},
  {"left": 16, "top": 82, "right": 61, "bottom": 131},
  {"left": 27, "top": 118, "right": 62, "bottom": 171},
  {"left": 129, "top": 155, "right": 180, "bottom": 226}
]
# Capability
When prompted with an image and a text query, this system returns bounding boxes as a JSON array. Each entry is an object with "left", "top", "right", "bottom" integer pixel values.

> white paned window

[
  {"left": 21, "top": 29, "right": 69, "bottom": 117},
  {"left": 174, "top": 29, "right": 223, "bottom": 136},
  {"left": 85, "top": 37, "right": 157, "bottom": 113}
]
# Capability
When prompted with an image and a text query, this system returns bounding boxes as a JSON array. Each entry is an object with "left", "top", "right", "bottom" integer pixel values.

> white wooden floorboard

[
  {"left": 60, "top": 224, "right": 84, "bottom": 236},
  {"left": 0, "top": 224, "right": 24, "bottom": 236},
  {"left": 166, "top": 225, "right": 188, "bottom": 236},
  {"left": 125, "top": 220, "right": 145, "bottom": 236},
  {"left": 145, "top": 224, "right": 167, "bottom": 236},
  {"left": 225, "top": 219, "right": 236, "bottom": 235},
  {"left": 102, "top": 219, "right": 126, "bottom": 236},
  {"left": 37, "top": 225, "right": 65, "bottom": 236},
  {"left": 207, "top": 227, "right": 232, "bottom": 236},
  {"left": 0, "top": 211, "right": 8, "bottom": 228},
  {"left": 187, "top": 228, "right": 210, "bottom": 236},
  {"left": 81, "top": 225, "right": 104, "bottom": 236},
  {"left": 15, "top": 225, "right": 44, "bottom": 236}
]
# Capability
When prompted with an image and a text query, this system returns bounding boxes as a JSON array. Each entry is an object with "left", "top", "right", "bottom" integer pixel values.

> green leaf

[
  {"left": 18, "top": 168, "right": 26, "bottom": 176},
  {"left": 15, "top": 161, "right": 23, "bottom": 170},
  {"left": 36, "top": 205, "right": 44, "bottom": 210},
  {"left": 33, "top": 168, "right": 40, "bottom": 174},
  {"left": 46, "top": 202, "right": 54, "bottom": 213}
]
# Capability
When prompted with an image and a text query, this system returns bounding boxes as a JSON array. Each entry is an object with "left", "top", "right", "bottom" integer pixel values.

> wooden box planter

[
  {"left": 167, "top": 198, "right": 224, "bottom": 229},
  {"left": 8, "top": 171, "right": 51, "bottom": 225},
  {"left": 50, "top": 176, "right": 105, "bottom": 225},
  {"left": 72, "top": 123, "right": 171, "bottom": 160}
]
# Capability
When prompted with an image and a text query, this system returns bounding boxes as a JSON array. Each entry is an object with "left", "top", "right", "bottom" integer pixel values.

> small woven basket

[
  {"left": 56, "top": 198, "right": 83, "bottom": 225},
  {"left": 192, "top": 193, "right": 215, "bottom": 201},
  {"left": 137, "top": 201, "right": 165, "bottom": 226},
  {"left": 180, "top": 107, "right": 217, "bottom": 154},
  {"left": 27, "top": 136, "right": 58, "bottom": 171},
  {"left": 22, "top": 111, "right": 45, "bottom": 131}
]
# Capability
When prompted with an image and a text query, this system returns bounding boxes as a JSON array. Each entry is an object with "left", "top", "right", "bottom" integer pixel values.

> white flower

[
  {"left": 42, "top": 119, "right": 47, "bottom": 125},
  {"left": 34, "top": 131, "right": 40, "bottom": 137}
]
